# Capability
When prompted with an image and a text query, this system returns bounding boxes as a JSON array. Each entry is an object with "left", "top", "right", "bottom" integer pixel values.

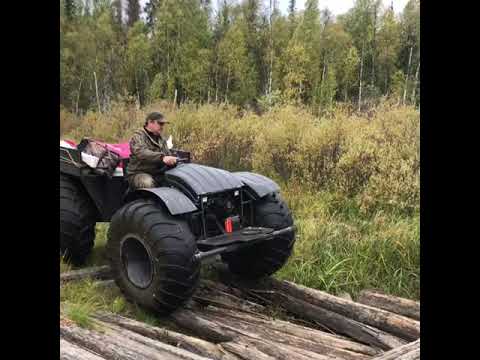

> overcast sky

[
  {"left": 139, "top": 1, "right": 411, "bottom": 17},
  {"left": 276, "top": 0, "right": 410, "bottom": 15}
]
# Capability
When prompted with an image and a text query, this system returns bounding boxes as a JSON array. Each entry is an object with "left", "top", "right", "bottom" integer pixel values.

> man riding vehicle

[{"left": 127, "top": 112, "right": 177, "bottom": 190}]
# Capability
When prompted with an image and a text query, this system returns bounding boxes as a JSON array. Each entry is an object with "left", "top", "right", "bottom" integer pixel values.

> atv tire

[
  {"left": 60, "top": 174, "right": 97, "bottom": 266},
  {"left": 106, "top": 199, "right": 200, "bottom": 314},
  {"left": 222, "top": 192, "right": 295, "bottom": 279}
]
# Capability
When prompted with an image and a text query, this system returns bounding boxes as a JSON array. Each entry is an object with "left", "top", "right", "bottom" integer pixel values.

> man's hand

[{"left": 163, "top": 155, "right": 177, "bottom": 166}]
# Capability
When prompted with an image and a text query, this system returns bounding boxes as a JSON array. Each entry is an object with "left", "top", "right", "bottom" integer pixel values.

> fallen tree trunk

[
  {"left": 263, "top": 278, "right": 419, "bottom": 341},
  {"left": 279, "top": 293, "right": 406, "bottom": 350},
  {"left": 221, "top": 342, "right": 276, "bottom": 360},
  {"left": 172, "top": 307, "right": 336, "bottom": 360},
  {"left": 169, "top": 308, "right": 235, "bottom": 343},
  {"left": 357, "top": 290, "right": 420, "bottom": 321},
  {"left": 215, "top": 270, "right": 406, "bottom": 351},
  {"left": 60, "top": 338, "right": 106, "bottom": 360},
  {"left": 227, "top": 333, "right": 337, "bottom": 360},
  {"left": 199, "top": 305, "right": 379, "bottom": 356},
  {"left": 93, "top": 311, "right": 238, "bottom": 360},
  {"left": 61, "top": 321, "right": 163, "bottom": 360},
  {"left": 61, "top": 266, "right": 112, "bottom": 283},
  {"left": 195, "top": 282, "right": 266, "bottom": 314},
  {"left": 228, "top": 291, "right": 403, "bottom": 350},
  {"left": 92, "top": 319, "right": 217, "bottom": 360},
  {"left": 61, "top": 320, "right": 209, "bottom": 360},
  {"left": 199, "top": 306, "right": 372, "bottom": 360},
  {"left": 371, "top": 339, "right": 420, "bottom": 360}
]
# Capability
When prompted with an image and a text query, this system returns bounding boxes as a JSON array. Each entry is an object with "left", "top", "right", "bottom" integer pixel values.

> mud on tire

[
  {"left": 222, "top": 192, "right": 296, "bottom": 279},
  {"left": 60, "top": 174, "right": 97, "bottom": 266},
  {"left": 106, "top": 199, "right": 200, "bottom": 314}
]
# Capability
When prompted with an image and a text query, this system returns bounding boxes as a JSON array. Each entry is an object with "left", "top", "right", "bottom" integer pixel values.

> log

[
  {"left": 173, "top": 308, "right": 335, "bottom": 360},
  {"left": 94, "top": 311, "right": 238, "bottom": 360},
  {"left": 61, "top": 321, "right": 166, "bottom": 360},
  {"left": 200, "top": 279, "right": 260, "bottom": 305},
  {"left": 265, "top": 278, "right": 420, "bottom": 341},
  {"left": 199, "top": 305, "right": 379, "bottom": 356},
  {"left": 259, "top": 292, "right": 405, "bottom": 350},
  {"left": 357, "top": 290, "right": 420, "bottom": 321},
  {"left": 61, "top": 320, "right": 207, "bottom": 360},
  {"left": 215, "top": 271, "right": 405, "bottom": 351},
  {"left": 60, "top": 338, "right": 106, "bottom": 360},
  {"left": 221, "top": 342, "right": 276, "bottom": 360},
  {"left": 60, "top": 266, "right": 112, "bottom": 283},
  {"left": 228, "top": 335, "right": 336, "bottom": 360},
  {"left": 371, "top": 339, "right": 420, "bottom": 360},
  {"left": 195, "top": 282, "right": 266, "bottom": 314},
  {"left": 199, "top": 306, "right": 372, "bottom": 360},
  {"left": 169, "top": 308, "right": 235, "bottom": 343},
  {"left": 92, "top": 318, "right": 215, "bottom": 360}
]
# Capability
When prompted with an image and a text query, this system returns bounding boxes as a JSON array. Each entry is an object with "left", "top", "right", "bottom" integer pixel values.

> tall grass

[{"left": 61, "top": 100, "right": 420, "bottom": 301}]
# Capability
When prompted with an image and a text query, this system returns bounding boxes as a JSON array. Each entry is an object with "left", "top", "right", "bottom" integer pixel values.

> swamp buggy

[{"left": 60, "top": 139, "right": 296, "bottom": 314}]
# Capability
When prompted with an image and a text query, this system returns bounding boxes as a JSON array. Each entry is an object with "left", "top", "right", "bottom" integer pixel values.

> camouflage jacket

[{"left": 127, "top": 127, "right": 172, "bottom": 178}]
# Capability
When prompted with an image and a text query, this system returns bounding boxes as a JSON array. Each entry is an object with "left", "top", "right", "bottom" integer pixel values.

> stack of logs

[{"left": 60, "top": 265, "right": 420, "bottom": 360}]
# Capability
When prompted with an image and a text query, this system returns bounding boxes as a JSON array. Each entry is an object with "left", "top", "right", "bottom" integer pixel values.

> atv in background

[{"left": 60, "top": 139, "right": 296, "bottom": 314}]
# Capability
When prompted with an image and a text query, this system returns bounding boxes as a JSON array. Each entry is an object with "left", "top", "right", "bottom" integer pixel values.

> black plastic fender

[
  {"left": 233, "top": 172, "right": 280, "bottom": 198},
  {"left": 165, "top": 163, "right": 244, "bottom": 196},
  {"left": 127, "top": 187, "right": 198, "bottom": 216}
]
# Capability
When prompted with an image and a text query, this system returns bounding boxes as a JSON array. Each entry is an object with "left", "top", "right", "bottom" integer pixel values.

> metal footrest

[
  {"left": 196, "top": 227, "right": 274, "bottom": 247},
  {"left": 194, "top": 225, "right": 296, "bottom": 262}
]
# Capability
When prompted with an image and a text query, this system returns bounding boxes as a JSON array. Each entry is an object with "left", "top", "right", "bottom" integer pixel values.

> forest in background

[{"left": 60, "top": 0, "right": 420, "bottom": 115}]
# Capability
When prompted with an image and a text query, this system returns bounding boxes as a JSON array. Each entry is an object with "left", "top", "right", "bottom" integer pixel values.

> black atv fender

[
  {"left": 125, "top": 187, "right": 198, "bottom": 216},
  {"left": 233, "top": 172, "right": 280, "bottom": 199}
]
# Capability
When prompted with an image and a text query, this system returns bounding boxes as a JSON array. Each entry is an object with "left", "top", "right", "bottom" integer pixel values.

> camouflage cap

[{"left": 146, "top": 111, "right": 170, "bottom": 124}]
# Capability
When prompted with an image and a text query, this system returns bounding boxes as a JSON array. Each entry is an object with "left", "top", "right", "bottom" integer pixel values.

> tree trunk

[
  {"left": 319, "top": 62, "right": 327, "bottom": 114},
  {"left": 410, "top": 60, "right": 420, "bottom": 106},
  {"left": 60, "top": 338, "right": 106, "bottom": 360},
  {"left": 93, "top": 71, "right": 101, "bottom": 113},
  {"left": 93, "top": 312, "right": 237, "bottom": 360},
  {"left": 91, "top": 318, "right": 214, "bottom": 360},
  {"left": 169, "top": 309, "right": 234, "bottom": 343},
  {"left": 371, "top": 339, "right": 420, "bottom": 360},
  {"left": 221, "top": 342, "right": 276, "bottom": 360},
  {"left": 61, "top": 321, "right": 172, "bottom": 360},
  {"left": 268, "top": 292, "right": 406, "bottom": 350},
  {"left": 215, "top": 56, "right": 220, "bottom": 103},
  {"left": 371, "top": 3, "right": 377, "bottom": 87},
  {"left": 267, "top": 0, "right": 274, "bottom": 97},
  {"left": 60, "top": 266, "right": 112, "bottom": 283},
  {"left": 358, "top": 40, "right": 365, "bottom": 112},
  {"left": 266, "top": 279, "right": 420, "bottom": 341},
  {"left": 403, "top": 46, "right": 413, "bottom": 105},
  {"left": 75, "top": 78, "right": 83, "bottom": 116},
  {"left": 198, "top": 306, "right": 375, "bottom": 360},
  {"left": 357, "top": 290, "right": 420, "bottom": 321},
  {"left": 134, "top": 72, "right": 140, "bottom": 107},
  {"left": 225, "top": 68, "right": 231, "bottom": 103},
  {"left": 195, "top": 282, "right": 266, "bottom": 313},
  {"left": 197, "top": 305, "right": 379, "bottom": 356},
  {"left": 172, "top": 88, "right": 178, "bottom": 110}
]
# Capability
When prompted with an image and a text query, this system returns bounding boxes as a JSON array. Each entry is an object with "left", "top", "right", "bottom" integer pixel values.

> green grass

[
  {"left": 277, "top": 187, "right": 420, "bottom": 300},
  {"left": 60, "top": 272, "right": 166, "bottom": 328}
]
